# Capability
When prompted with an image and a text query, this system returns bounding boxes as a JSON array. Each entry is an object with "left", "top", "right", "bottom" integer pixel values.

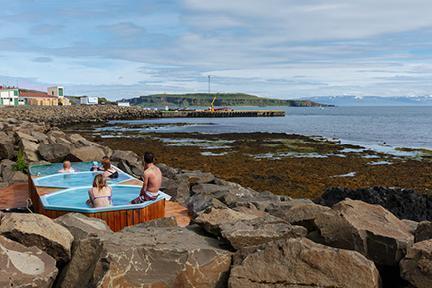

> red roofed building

[{"left": 18, "top": 86, "right": 70, "bottom": 106}]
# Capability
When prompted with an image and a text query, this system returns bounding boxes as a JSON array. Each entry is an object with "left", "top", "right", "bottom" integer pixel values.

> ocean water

[{"left": 106, "top": 106, "right": 432, "bottom": 149}]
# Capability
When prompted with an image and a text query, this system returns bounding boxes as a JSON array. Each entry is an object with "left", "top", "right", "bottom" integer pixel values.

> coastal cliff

[
  {"left": 119, "top": 93, "right": 330, "bottom": 107},
  {"left": 0, "top": 108, "right": 431, "bottom": 287}
]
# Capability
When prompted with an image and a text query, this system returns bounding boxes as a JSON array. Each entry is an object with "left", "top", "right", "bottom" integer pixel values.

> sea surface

[{"left": 105, "top": 106, "right": 432, "bottom": 149}]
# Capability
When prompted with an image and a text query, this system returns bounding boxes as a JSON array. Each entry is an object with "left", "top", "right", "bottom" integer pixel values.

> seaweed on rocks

[{"left": 317, "top": 186, "right": 432, "bottom": 222}]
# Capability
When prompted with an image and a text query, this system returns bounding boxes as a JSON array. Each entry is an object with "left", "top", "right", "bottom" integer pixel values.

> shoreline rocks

[
  {"left": 229, "top": 238, "right": 381, "bottom": 288},
  {"left": 1, "top": 116, "right": 432, "bottom": 287},
  {"left": 318, "top": 186, "right": 432, "bottom": 222}
]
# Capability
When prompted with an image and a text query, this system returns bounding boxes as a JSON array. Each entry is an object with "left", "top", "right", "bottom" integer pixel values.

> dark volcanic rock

[
  {"left": 318, "top": 186, "right": 432, "bottom": 222},
  {"left": 414, "top": 221, "right": 432, "bottom": 243}
]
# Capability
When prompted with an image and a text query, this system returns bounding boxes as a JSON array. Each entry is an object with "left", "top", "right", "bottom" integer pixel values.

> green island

[{"left": 119, "top": 93, "right": 329, "bottom": 107}]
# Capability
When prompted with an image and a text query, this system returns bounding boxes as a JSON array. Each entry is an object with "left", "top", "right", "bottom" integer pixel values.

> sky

[{"left": 1, "top": 0, "right": 432, "bottom": 100}]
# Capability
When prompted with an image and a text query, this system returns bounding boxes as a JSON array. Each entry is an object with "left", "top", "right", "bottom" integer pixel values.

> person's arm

[
  {"left": 140, "top": 173, "right": 149, "bottom": 196},
  {"left": 86, "top": 189, "right": 94, "bottom": 207}
]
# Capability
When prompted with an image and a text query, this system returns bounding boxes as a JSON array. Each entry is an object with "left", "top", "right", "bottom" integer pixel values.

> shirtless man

[
  {"left": 58, "top": 161, "right": 75, "bottom": 173},
  {"left": 131, "top": 152, "right": 162, "bottom": 204}
]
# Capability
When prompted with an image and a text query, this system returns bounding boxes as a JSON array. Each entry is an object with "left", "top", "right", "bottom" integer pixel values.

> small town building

[
  {"left": 117, "top": 102, "right": 130, "bottom": 107},
  {"left": 19, "top": 89, "right": 59, "bottom": 106},
  {"left": 0, "top": 85, "right": 71, "bottom": 106},
  {"left": 0, "top": 87, "right": 19, "bottom": 106},
  {"left": 80, "top": 96, "right": 99, "bottom": 105}
]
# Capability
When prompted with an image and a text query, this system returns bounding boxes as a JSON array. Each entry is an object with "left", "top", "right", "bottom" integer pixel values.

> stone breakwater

[
  {"left": 0, "top": 105, "right": 160, "bottom": 126},
  {"left": 1, "top": 118, "right": 432, "bottom": 287}
]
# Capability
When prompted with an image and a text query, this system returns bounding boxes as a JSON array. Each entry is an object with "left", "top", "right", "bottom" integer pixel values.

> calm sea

[{"left": 108, "top": 106, "right": 432, "bottom": 149}]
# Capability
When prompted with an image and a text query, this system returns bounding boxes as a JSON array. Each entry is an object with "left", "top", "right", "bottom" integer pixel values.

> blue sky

[{"left": 1, "top": 0, "right": 432, "bottom": 100}]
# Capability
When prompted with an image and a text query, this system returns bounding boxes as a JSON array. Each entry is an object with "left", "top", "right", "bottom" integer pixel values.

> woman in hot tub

[
  {"left": 91, "top": 156, "right": 119, "bottom": 179},
  {"left": 86, "top": 174, "right": 112, "bottom": 208}
]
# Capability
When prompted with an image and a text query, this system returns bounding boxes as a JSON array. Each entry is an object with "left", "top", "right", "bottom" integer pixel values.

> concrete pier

[{"left": 160, "top": 110, "right": 285, "bottom": 118}]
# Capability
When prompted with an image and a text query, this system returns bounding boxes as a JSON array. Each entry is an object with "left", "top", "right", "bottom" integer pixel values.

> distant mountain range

[
  {"left": 303, "top": 96, "right": 432, "bottom": 106},
  {"left": 119, "top": 93, "right": 329, "bottom": 107}
]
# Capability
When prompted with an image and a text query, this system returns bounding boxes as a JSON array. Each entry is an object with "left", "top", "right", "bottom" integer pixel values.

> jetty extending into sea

[{"left": 160, "top": 109, "right": 285, "bottom": 118}]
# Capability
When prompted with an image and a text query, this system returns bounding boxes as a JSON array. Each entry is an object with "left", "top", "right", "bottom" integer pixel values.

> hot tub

[
  {"left": 40, "top": 185, "right": 170, "bottom": 213},
  {"left": 33, "top": 171, "right": 134, "bottom": 188},
  {"left": 29, "top": 162, "right": 168, "bottom": 231}
]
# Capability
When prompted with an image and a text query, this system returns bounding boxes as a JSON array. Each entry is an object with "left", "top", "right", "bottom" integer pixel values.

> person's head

[
  {"left": 101, "top": 156, "right": 111, "bottom": 170},
  {"left": 144, "top": 152, "right": 154, "bottom": 166},
  {"left": 63, "top": 160, "right": 71, "bottom": 170},
  {"left": 93, "top": 174, "right": 107, "bottom": 190}
]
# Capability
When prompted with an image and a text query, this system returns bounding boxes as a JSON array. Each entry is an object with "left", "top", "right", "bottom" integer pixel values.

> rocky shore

[
  {"left": 1, "top": 114, "right": 432, "bottom": 287},
  {"left": 0, "top": 105, "right": 160, "bottom": 126}
]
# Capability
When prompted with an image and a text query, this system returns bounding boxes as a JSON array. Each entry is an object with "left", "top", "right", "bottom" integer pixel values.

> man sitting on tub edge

[{"left": 131, "top": 152, "right": 162, "bottom": 204}]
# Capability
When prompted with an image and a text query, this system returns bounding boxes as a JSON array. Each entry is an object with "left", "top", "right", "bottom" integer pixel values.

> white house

[
  {"left": 80, "top": 96, "right": 99, "bottom": 105},
  {"left": 0, "top": 87, "right": 19, "bottom": 106},
  {"left": 47, "top": 86, "right": 64, "bottom": 97},
  {"left": 117, "top": 102, "right": 130, "bottom": 107}
]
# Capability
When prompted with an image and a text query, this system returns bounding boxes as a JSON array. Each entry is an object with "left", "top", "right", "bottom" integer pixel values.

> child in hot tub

[{"left": 86, "top": 174, "right": 112, "bottom": 208}]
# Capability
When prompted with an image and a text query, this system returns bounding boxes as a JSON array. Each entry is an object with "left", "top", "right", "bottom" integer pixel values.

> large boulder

[
  {"left": 19, "top": 139, "right": 40, "bottom": 162},
  {"left": 54, "top": 214, "right": 110, "bottom": 288},
  {"left": 157, "top": 163, "right": 180, "bottom": 179},
  {"left": 67, "top": 133, "right": 94, "bottom": 147},
  {"left": 400, "top": 240, "right": 432, "bottom": 288},
  {"left": 31, "top": 131, "right": 49, "bottom": 144},
  {"left": 0, "top": 213, "right": 74, "bottom": 266},
  {"left": 229, "top": 238, "right": 381, "bottom": 288},
  {"left": 318, "top": 186, "right": 432, "bottom": 222},
  {"left": 415, "top": 221, "right": 432, "bottom": 243},
  {"left": 187, "top": 193, "right": 227, "bottom": 217},
  {"left": 220, "top": 215, "right": 307, "bottom": 249},
  {"left": 181, "top": 170, "right": 216, "bottom": 184},
  {"left": 55, "top": 213, "right": 112, "bottom": 241},
  {"left": 164, "top": 176, "right": 191, "bottom": 205},
  {"left": 266, "top": 201, "right": 330, "bottom": 232},
  {"left": 0, "top": 235, "right": 58, "bottom": 288},
  {"left": 315, "top": 199, "right": 414, "bottom": 266},
  {"left": 0, "top": 159, "right": 15, "bottom": 182},
  {"left": 16, "top": 131, "right": 39, "bottom": 143},
  {"left": 0, "top": 137, "right": 16, "bottom": 160},
  {"left": 55, "top": 236, "right": 103, "bottom": 288},
  {"left": 69, "top": 145, "right": 106, "bottom": 162},
  {"left": 194, "top": 207, "right": 258, "bottom": 236},
  {"left": 90, "top": 226, "right": 232, "bottom": 287},
  {"left": 111, "top": 150, "right": 143, "bottom": 176},
  {"left": 38, "top": 143, "right": 71, "bottom": 162}
]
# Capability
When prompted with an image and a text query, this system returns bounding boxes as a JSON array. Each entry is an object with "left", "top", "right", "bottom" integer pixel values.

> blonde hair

[{"left": 93, "top": 174, "right": 107, "bottom": 190}]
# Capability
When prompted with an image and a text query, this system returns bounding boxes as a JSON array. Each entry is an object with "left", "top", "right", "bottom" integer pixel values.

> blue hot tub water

[
  {"left": 33, "top": 171, "right": 133, "bottom": 188},
  {"left": 30, "top": 162, "right": 171, "bottom": 213},
  {"left": 30, "top": 162, "right": 96, "bottom": 176},
  {"left": 40, "top": 185, "right": 171, "bottom": 213}
]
